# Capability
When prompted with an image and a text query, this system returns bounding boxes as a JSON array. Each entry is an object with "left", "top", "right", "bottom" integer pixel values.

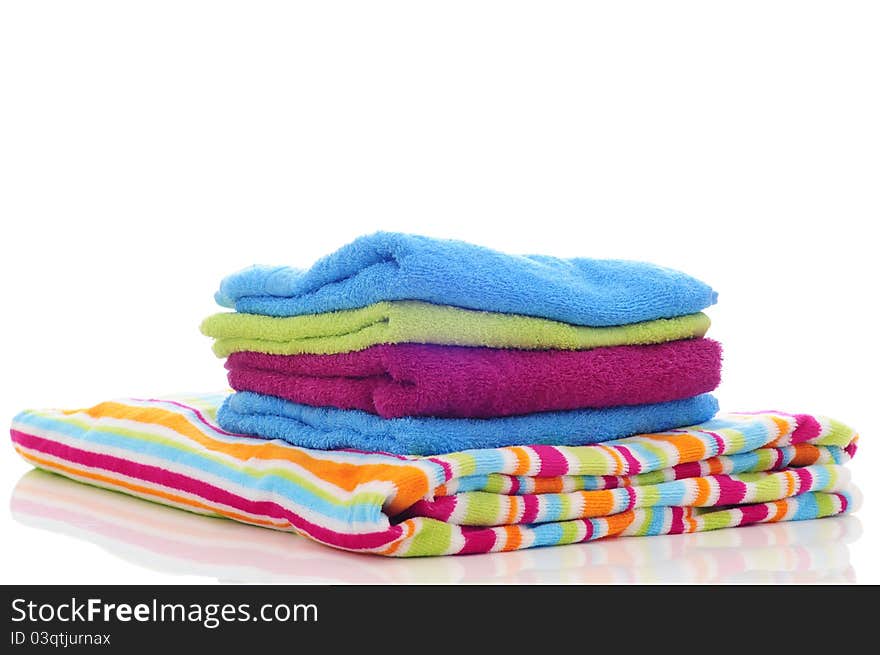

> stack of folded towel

[
  {"left": 8, "top": 233, "right": 861, "bottom": 557},
  {"left": 200, "top": 232, "right": 722, "bottom": 454}
]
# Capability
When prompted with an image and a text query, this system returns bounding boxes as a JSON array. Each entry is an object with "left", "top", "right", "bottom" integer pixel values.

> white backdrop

[{"left": 1, "top": 1, "right": 877, "bottom": 583}]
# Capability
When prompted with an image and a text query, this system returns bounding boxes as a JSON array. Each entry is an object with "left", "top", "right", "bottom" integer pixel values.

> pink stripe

[
  {"left": 616, "top": 445, "right": 642, "bottom": 475},
  {"left": 706, "top": 431, "right": 726, "bottom": 455},
  {"left": 793, "top": 467, "right": 813, "bottom": 494},
  {"left": 772, "top": 448, "right": 786, "bottom": 470},
  {"left": 404, "top": 497, "right": 456, "bottom": 522},
  {"left": 532, "top": 446, "right": 569, "bottom": 477},
  {"left": 520, "top": 495, "right": 540, "bottom": 524},
  {"left": 624, "top": 485, "right": 638, "bottom": 511},
  {"left": 11, "top": 430, "right": 401, "bottom": 551},
  {"left": 459, "top": 526, "right": 498, "bottom": 554},
  {"left": 600, "top": 475, "right": 621, "bottom": 489},
  {"left": 426, "top": 457, "right": 455, "bottom": 482},
  {"left": 669, "top": 506, "right": 685, "bottom": 534},
  {"left": 738, "top": 503, "right": 770, "bottom": 525},
  {"left": 789, "top": 414, "right": 821, "bottom": 444},
  {"left": 715, "top": 475, "right": 748, "bottom": 505},
  {"left": 673, "top": 461, "right": 703, "bottom": 480},
  {"left": 580, "top": 518, "right": 595, "bottom": 542}
]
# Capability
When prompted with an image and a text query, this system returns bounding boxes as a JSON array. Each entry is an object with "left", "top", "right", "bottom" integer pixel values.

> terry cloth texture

[
  {"left": 10, "top": 394, "right": 859, "bottom": 557},
  {"left": 11, "top": 469, "right": 861, "bottom": 583},
  {"left": 202, "top": 302, "right": 711, "bottom": 357},
  {"left": 224, "top": 339, "right": 723, "bottom": 418},
  {"left": 214, "top": 232, "right": 718, "bottom": 325},
  {"left": 216, "top": 391, "right": 720, "bottom": 455}
]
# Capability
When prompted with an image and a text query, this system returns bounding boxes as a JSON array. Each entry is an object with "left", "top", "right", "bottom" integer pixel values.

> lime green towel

[{"left": 201, "top": 301, "right": 711, "bottom": 357}]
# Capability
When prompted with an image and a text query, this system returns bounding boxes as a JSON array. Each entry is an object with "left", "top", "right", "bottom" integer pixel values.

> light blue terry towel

[
  {"left": 216, "top": 391, "right": 719, "bottom": 456},
  {"left": 215, "top": 232, "right": 717, "bottom": 326}
]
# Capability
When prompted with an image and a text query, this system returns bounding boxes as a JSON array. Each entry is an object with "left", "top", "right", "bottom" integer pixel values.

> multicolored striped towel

[{"left": 10, "top": 393, "right": 859, "bottom": 557}]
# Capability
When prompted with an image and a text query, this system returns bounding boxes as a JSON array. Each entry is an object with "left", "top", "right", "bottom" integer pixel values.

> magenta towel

[{"left": 225, "top": 339, "right": 722, "bottom": 419}]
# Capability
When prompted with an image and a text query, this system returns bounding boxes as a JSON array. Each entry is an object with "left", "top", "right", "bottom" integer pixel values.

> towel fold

[
  {"left": 217, "top": 391, "right": 720, "bottom": 455},
  {"left": 10, "top": 393, "right": 859, "bottom": 557},
  {"left": 215, "top": 232, "right": 718, "bottom": 324},
  {"left": 225, "top": 339, "right": 722, "bottom": 418},
  {"left": 202, "top": 301, "right": 711, "bottom": 357}
]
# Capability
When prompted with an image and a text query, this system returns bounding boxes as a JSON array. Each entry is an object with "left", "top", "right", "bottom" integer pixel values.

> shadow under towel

[
  {"left": 216, "top": 391, "right": 720, "bottom": 455},
  {"left": 214, "top": 232, "right": 718, "bottom": 325}
]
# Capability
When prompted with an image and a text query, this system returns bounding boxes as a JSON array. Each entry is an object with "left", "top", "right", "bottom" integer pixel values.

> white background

[{"left": 0, "top": 1, "right": 877, "bottom": 583}]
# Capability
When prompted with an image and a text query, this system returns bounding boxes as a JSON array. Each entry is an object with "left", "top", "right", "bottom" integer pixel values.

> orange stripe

[
  {"left": 644, "top": 433, "right": 706, "bottom": 462},
  {"left": 767, "top": 500, "right": 788, "bottom": 523},
  {"left": 17, "top": 449, "right": 282, "bottom": 528},
  {"left": 599, "top": 446, "right": 626, "bottom": 475},
  {"left": 784, "top": 470, "right": 797, "bottom": 497},
  {"left": 508, "top": 447, "right": 532, "bottom": 476},
  {"left": 706, "top": 457, "right": 724, "bottom": 475},
  {"left": 693, "top": 477, "right": 712, "bottom": 506},
  {"left": 767, "top": 415, "right": 794, "bottom": 446},
  {"left": 604, "top": 510, "right": 636, "bottom": 537},
  {"left": 504, "top": 497, "right": 521, "bottom": 525},
  {"left": 78, "top": 402, "right": 431, "bottom": 512},
  {"left": 532, "top": 477, "right": 564, "bottom": 494},
  {"left": 578, "top": 489, "right": 617, "bottom": 518},
  {"left": 501, "top": 525, "right": 522, "bottom": 552},
  {"left": 790, "top": 444, "right": 820, "bottom": 467}
]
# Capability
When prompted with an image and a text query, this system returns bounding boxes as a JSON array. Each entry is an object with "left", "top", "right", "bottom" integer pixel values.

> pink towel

[{"left": 225, "top": 339, "right": 722, "bottom": 419}]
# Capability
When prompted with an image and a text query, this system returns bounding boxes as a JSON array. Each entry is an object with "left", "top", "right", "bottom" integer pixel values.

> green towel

[{"left": 201, "top": 301, "right": 711, "bottom": 357}]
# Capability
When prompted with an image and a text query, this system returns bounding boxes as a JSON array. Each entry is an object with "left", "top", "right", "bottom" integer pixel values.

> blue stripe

[
  {"left": 531, "top": 521, "right": 564, "bottom": 548},
  {"left": 643, "top": 507, "right": 667, "bottom": 536}
]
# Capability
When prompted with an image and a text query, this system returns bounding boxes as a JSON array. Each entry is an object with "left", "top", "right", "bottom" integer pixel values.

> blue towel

[
  {"left": 215, "top": 232, "right": 717, "bottom": 326},
  {"left": 216, "top": 391, "right": 719, "bottom": 455}
]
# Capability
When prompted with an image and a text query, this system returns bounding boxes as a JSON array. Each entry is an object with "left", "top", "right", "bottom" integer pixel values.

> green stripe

[
  {"left": 818, "top": 419, "right": 856, "bottom": 447},
  {"left": 700, "top": 507, "right": 736, "bottom": 531},
  {"left": 558, "top": 519, "right": 581, "bottom": 545},
  {"left": 814, "top": 491, "right": 836, "bottom": 517},
  {"left": 405, "top": 519, "right": 454, "bottom": 556},
  {"left": 461, "top": 492, "right": 502, "bottom": 526},
  {"left": 568, "top": 448, "right": 615, "bottom": 476}
]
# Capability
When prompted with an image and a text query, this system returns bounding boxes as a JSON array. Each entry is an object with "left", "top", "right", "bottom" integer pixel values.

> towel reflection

[{"left": 11, "top": 469, "right": 859, "bottom": 584}]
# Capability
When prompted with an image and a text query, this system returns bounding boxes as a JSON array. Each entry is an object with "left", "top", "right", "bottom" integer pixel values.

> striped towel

[{"left": 10, "top": 393, "right": 859, "bottom": 557}]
